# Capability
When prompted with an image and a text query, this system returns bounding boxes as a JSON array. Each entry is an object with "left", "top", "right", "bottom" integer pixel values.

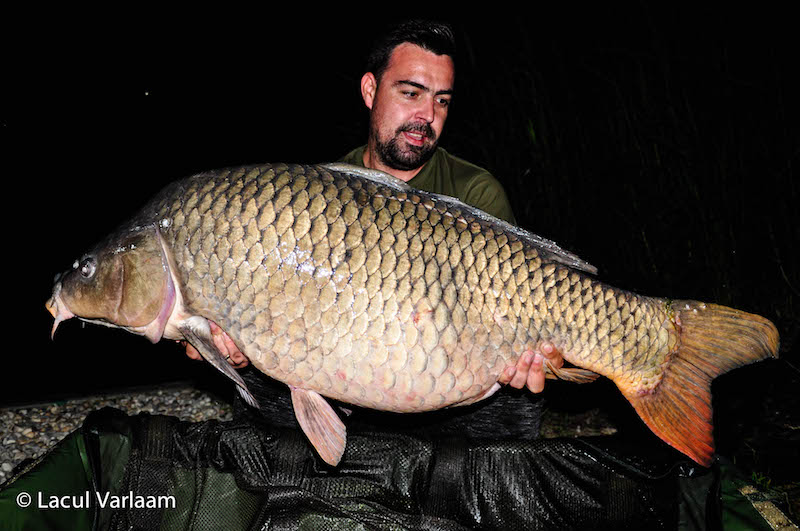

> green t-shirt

[{"left": 339, "top": 146, "right": 516, "bottom": 224}]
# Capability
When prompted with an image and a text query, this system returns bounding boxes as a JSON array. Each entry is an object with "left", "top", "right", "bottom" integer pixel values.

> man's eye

[
  {"left": 437, "top": 98, "right": 451, "bottom": 108},
  {"left": 402, "top": 90, "right": 418, "bottom": 99}
]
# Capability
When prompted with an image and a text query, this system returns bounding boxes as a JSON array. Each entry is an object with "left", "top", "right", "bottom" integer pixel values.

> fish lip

[{"left": 46, "top": 285, "right": 74, "bottom": 339}]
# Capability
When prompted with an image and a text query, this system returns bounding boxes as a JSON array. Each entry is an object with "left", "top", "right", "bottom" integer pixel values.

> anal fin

[
  {"left": 545, "top": 363, "right": 601, "bottom": 384},
  {"left": 290, "top": 386, "right": 346, "bottom": 466}
]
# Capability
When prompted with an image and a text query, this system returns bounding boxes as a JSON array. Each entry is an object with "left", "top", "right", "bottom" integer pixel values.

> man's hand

[
  {"left": 498, "top": 342, "right": 563, "bottom": 393},
  {"left": 182, "top": 320, "right": 249, "bottom": 368}
]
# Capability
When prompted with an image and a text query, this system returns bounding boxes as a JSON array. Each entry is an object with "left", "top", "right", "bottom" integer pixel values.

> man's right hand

[{"left": 182, "top": 320, "right": 249, "bottom": 369}]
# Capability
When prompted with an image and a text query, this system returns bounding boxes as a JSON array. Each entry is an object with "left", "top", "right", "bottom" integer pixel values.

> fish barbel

[{"left": 46, "top": 163, "right": 779, "bottom": 466}]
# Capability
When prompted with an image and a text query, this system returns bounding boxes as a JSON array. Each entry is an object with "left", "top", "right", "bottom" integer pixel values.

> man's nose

[{"left": 414, "top": 96, "right": 436, "bottom": 123}]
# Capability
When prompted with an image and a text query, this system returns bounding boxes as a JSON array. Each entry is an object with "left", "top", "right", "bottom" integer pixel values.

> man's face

[{"left": 365, "top": 43, "right": 454, "bottom": 171}]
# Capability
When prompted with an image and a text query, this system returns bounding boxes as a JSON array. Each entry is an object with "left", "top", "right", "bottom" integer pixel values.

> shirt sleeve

[
  {"left": 338, "top": 146, "right": 366, "bottom": 166},
  {"left": 462, "top": 172, "right": 517, "bottom": 224}
]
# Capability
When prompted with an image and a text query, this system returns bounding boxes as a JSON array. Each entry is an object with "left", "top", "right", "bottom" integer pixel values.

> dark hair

[{"left": 365, "top": 20, "right": 456, "bottom": 82}]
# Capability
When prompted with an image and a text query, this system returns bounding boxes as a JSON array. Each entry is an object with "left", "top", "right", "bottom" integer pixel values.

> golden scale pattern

[{"left": 153, "top": 164, "right": 674, "bottom": 412}]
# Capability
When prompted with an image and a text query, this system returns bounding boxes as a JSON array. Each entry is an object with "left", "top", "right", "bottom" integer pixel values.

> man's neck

[{"left": 362, "top": 147, "right": 425, "bottom": 183}]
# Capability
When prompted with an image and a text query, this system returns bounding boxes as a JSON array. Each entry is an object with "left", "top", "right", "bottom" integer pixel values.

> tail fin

[{"left": 622, "top": 300, "right": 779, "bottom": 466}]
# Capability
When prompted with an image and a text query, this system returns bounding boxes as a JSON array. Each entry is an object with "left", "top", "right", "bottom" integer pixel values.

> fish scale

[
  {"left": 156, "top": 164, "right": 655, "bottom": 410},
  {"left": 47, "top": 162, "right": 779, "bottom": 466}
]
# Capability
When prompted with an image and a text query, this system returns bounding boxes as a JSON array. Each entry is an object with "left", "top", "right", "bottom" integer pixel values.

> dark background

[{"left": 4, "top": 8, "right": 798, "bottom": 478}]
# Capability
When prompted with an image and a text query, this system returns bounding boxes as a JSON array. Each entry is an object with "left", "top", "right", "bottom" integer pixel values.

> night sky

[{"left": 6, "top": 9, "right": 797, "bottom": 406}]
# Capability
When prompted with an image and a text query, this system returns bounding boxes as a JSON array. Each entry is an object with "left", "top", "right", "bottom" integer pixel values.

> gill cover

[{"left": 50, "top": 226, "right": 176, "bottom": 342}]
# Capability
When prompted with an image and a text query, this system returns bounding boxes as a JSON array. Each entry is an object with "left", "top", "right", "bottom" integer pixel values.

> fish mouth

[{"left": 46, "top": 284, "right": 74, "bottom": 339}]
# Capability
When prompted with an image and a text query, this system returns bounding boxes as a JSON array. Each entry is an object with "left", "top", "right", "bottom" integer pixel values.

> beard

[{"left": 371, "top": 121, "right": 438, "bottom": 171}]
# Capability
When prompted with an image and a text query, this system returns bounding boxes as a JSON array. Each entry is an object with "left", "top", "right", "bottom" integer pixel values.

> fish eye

[{"left": 79, "top": 257, "right": 96, "bottom": 279}]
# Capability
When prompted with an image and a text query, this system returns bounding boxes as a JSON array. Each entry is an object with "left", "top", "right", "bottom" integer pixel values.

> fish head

[{"left": 46, "top": 226, "right": 176, "bottom": 343}]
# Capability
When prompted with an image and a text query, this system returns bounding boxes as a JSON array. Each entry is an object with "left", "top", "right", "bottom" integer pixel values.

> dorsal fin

[
  {"left": 321, "top": 162, "right": 598, "bottom": 275},
  {"left": 321, "top": 162, "right": 412, "bottom": 192}
]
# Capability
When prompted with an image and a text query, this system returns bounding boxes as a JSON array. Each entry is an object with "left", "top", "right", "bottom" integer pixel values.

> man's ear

[{"left": 360, "top": 72, "right": 377, "bottom": 110}]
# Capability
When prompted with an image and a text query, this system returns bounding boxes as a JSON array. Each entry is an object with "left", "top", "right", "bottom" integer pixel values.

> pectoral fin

[
  {"left": 179, "top": 316, "right": 259, "bottom": 408},
  {"left": 290, "top": 386, "right": 346, "bottom": 466}
]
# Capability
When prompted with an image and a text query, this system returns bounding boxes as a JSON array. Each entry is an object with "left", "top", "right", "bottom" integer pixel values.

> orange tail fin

[{"left": 622, "top": 301, "right": 779, "bottom": 466}]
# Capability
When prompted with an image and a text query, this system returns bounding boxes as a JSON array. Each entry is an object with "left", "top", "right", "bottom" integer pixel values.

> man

[
  {"left": 340, "top": 20, "right": 563, "bottom": 392},
  {"left": 185, "top": 20, "right": 562, "bottom": 396},
  {"left": 340, "top": 21, "right": 515, "bottom": 223}
]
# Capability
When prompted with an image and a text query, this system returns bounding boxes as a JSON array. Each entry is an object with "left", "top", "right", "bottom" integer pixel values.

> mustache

[{"left": 397, "top": 122, "right": 436, "bottom": 140}]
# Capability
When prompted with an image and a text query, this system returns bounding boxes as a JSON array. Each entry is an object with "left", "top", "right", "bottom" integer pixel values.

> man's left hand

[{"left": 498, "top": 342, "right": 563, "bottom": 393}]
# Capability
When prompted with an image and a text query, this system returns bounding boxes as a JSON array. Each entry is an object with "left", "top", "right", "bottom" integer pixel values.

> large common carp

[{"left": 46, "top": 163, "right": 779, "bottom": 466}]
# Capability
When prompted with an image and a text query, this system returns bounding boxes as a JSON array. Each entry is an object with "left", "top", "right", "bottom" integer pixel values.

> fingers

[
  {"left": 526, "top": 342, "right": 565, "bottom": 393},
  {"left": 214, "top": 324, "right": 249, "bottom": 367},
  {"left": 526, "top": 352, "right": 546, "bottom": 393},
  {"left": 498, "top": 350, "right": 530, "bottom": 386},
  {"left": 182, "top": 320, "right": 250, "bottom": 368},
  {"left": 183, "top": 341, "right": 203, "bottom": 360},
  {"left": 498, "top": 364, "right": 516, "bottom": 385},
  {"left": 538, "top": 341, "right": 563, "bottom": 368},
  {"left": 500, "top": 341, "right": 565, "bottom": 394},
  {"left": 510, "top": 351, "right": 535, "bottom": 389}
]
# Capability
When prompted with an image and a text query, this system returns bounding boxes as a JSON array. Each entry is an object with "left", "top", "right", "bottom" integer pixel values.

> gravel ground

[
  {"left": 1, "top": 385, "right": 796, "bottom": 528},
  {"left": 0, "top": 384, "right": 615, "bottom": 487},
  {"left": 0, "top": 385, "right": 232, "bottom": 485}
]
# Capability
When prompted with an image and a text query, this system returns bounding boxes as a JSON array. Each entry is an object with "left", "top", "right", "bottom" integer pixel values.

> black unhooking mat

[{"left": 0, "top": 374, "right": 773, "bottom": 530}]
